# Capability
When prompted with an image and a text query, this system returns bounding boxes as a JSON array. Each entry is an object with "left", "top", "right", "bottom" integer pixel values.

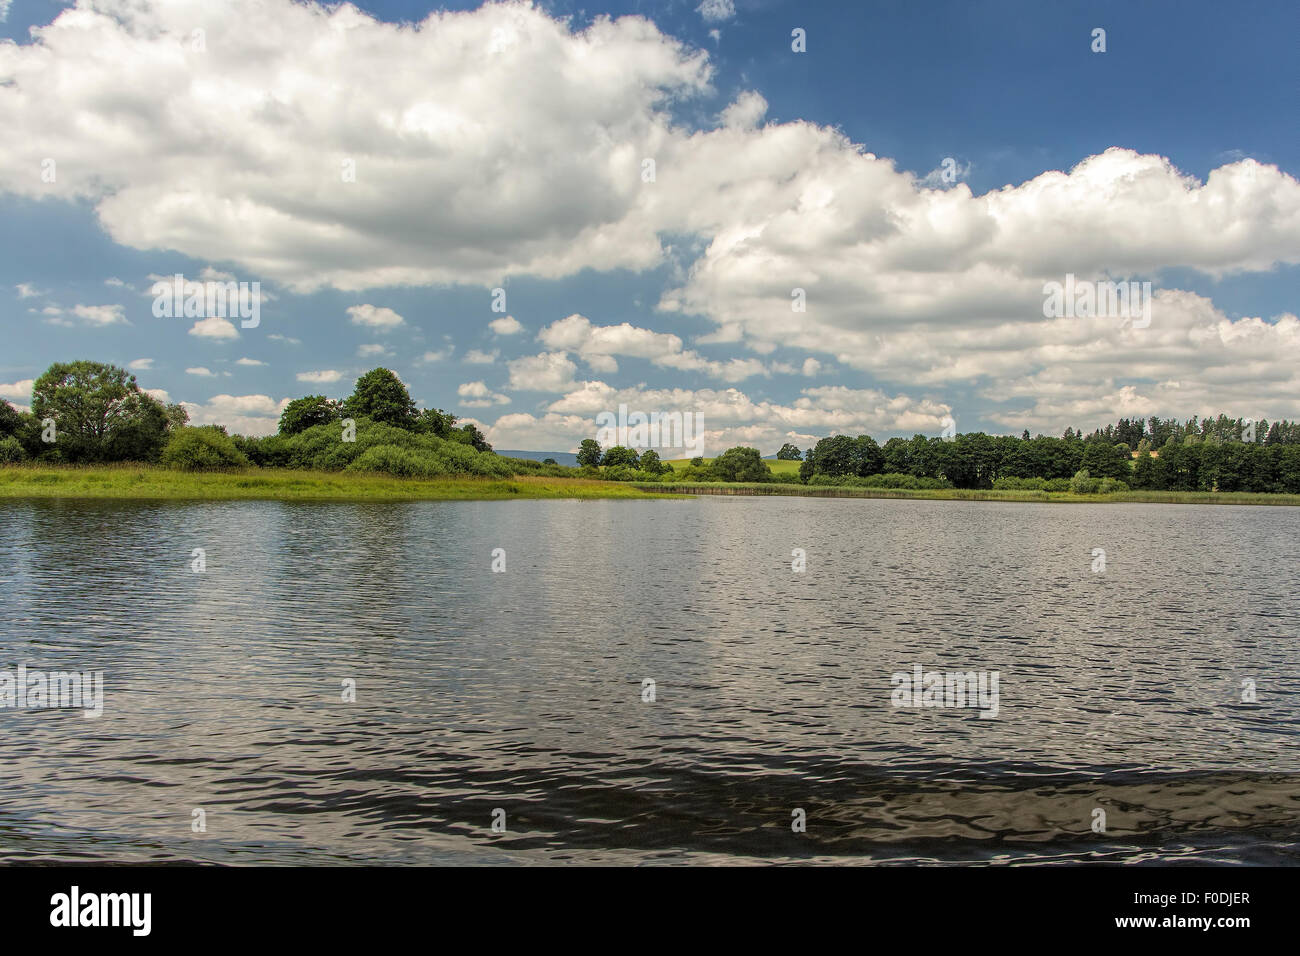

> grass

[
  {"left": 640, "top": 481, "right": 1300, "bottom": 506},
  {"left": 0, "top": 463, "right": 685, "bottom": 501}
]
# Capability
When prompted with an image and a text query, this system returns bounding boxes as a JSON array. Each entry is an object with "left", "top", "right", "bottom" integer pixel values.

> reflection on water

[{"left": 1, "top": 496, "right": 1297, "bottom": 864}]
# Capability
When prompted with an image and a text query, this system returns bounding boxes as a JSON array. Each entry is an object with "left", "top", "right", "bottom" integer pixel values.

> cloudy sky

[{"left": 1, "top": 0, "right": 1297, "bottom": 453}]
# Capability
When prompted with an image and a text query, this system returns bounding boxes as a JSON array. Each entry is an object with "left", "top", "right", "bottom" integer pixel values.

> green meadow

[{"left": 0, "top": 464, "right": 684, "bottom": 502}]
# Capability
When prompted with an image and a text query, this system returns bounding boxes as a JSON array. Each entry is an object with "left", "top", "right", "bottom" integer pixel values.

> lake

[{"left": 1, "top": 496, "right": 1297, "bottom": 864}]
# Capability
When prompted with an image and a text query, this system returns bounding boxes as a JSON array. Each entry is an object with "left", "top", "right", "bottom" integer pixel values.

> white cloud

[
  {"left": 537, "top": 313, "right": 768, "bottom": 382},
  {"left": 268, "top": 334, "right": 301, "bottom": 345},
  {"left": 697, "top": 0, "right": 736, "bottom": 24},
  {"left": 104, "top": 276, "right": 128, "bottom": 288},
  {"left": 464, "top": 349, "right": 499, "bottom": 364},
  {"left": 15, "top": 283, "right": 43, "bottom": 299},
  {"left": 457, "top": 380, "right": 510, "bottom": 407},
  {"left": 347, "top": 304, "right": 404, "bottom": 329},
  {"left": 507, "top": 351, "right": 579, "bottom": 392},
  {"left": 186, "top": 367, "right": 216, "bottom": 377},
  {"left": 189, "top": 316, "right": 239, "bottom": 340},
  {"left": 357, "top": 344, "right": 392, "bottom": 358},
  {"left": 297, "top": 370, "right": 342, "bottom": 383},
  {"left": 421, "top": 347, "right": 453, "bottom": 363},
  {"left": 180, "top": 393, "right": 290, "bottom": 437},
  {"left": 127, "top": 358, "right": 154, "bottom": 371},
  {"left": 235, "top": 357, "right": 266, "bottom": 366},
  {"left": 72, "top": 303, "right": 127, "bottom": 326},
  {"left": 489, "top": 315, "right": 524, "bottom": 335},
  {"left": 0, "top": 379, "right": 33, "bottom": 401},
  {"left": 144, "top": 387, "right": 170, "bottom": 402}
]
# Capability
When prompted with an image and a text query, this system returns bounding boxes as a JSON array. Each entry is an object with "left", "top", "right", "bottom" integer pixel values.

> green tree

[
  {"left": 31, "top": 360, "right": 175, "bottom": 462},
  {"left": 602, "top": 445, "right": 640, "bottom": 468},
  {"left": 278, "top": 395, "right": 341, "bottom": 435},
  {"left": 577, "top": 439, "right": 603, "bottom": 468},
  {"left": 415, "top": 407, "right": 457, "bottom": 439},
  {"left": 343, "top": 368, "right": 416, "bottom": 428},
  {"left": 776, "top": 443, "right": 802, "bottom": 461},
  {"left": 638, "top": 449, "right": 664, "bottom": 474},
  {"left": 711, "top": 446, "right": 772, "bottom": 482}
]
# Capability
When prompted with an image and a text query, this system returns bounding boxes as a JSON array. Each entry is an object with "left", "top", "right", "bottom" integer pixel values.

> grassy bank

[
  {"left": 0, "top": 464, "right": 683, "bottom": 501},
  {"left": 640, "top": 481, "right": 1300, "bottom": 506}
]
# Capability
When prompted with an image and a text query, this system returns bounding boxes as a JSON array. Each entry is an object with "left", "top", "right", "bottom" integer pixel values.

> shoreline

[
  {"left": 638, "top": 481, "right": 1300, "bottom": 507},
  {"left": 2, "top": 465, "right": 1297, "bottom": 506}
]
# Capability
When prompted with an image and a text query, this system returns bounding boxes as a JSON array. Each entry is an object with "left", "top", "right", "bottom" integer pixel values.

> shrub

[
  {"left": 0, "top": 436, "right": 26, "bottom": 463},
  {"left": 160, "top": 426, "right": 250, "bottom": 470},
  {"left": 345, "top": 445, "right": 448, "bottom": 478},
  {"left": 1069, "top": 469, "right": 1100, "bottom": 494},
  {"left": 1044, "top": 478, "right": 1070, "bottom": 492}
]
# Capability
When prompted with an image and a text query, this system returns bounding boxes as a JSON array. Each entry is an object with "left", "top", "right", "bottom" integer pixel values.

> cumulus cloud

[
  {"left": 489, "top": 315, "right": 524, "bottom": 335},
  {"left": 0, "top": 378, "right": 33, "bottom": 401},
  {"left": 189, "top": 316, "right": 239, "bottom": 339},
  {"left": 3, "top": 0, "right": 1299, "bottom": 436},
  {"left": 507, "top": 351, "right": 578, "bottom": 392},
  {"left": 484, "top": 378, "right": 950, "bottom": 454},
  {"left": 537, "top": 313, "right": 768, "bottom": 382},
  {"left": 464, "top": 349, "right": 498, "bottom": 364},
  {"left": 186, "top": 367, "right": 216, "bottom": 377},
  {"left": 235, "top": 357, "right": 266, "bottom": 366},
  {"left": 127, "top": 358, "right": 153, "bottom": 370},
  {"left": 357, "top": 344, "right": 392, "bottom": 358},
  {"left": 347, "top": 304, "right": 404, "bottom": 329},
  {"left": 696, "top": 0, "right": 736, "bottom": 24},
  {"left": 180, "top": 393, "right": 289, "bottom": 437},
  {"left": 297, "top": 369, "right": 342, "bottom": 383},
  {"left": 457, "top": 380, "right": 511, "bottom": 407},
  {"left": 69, "top": 304, "right": 127, "bottom": 326}
]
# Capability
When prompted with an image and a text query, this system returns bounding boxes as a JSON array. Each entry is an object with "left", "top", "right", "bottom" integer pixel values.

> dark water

[{"left": 1, "top": 496, "right": 1297, "bottom": 865}]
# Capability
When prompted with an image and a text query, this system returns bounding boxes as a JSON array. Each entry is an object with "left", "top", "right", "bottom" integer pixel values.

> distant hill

[{"left": 497, "top": 449, "right": 579, "bottom": 466}]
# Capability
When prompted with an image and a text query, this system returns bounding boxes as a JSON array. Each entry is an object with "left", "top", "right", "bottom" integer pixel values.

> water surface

[{"left": 1, "top": 496, "right": 1297, "bottom": 864}]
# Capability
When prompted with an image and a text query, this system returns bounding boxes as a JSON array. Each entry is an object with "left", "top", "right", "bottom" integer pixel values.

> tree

[
  {"left": 638, "top": 449, "right": 664, "bottom": 474},
  {"left": 577, "top": 439, "right": 603, "bottom": 468},
  {"left": 602, "top": 446, "right": 640, "bottom": 468},
  {"left": 415, "top": 407, "right": 457, "bottom": 439},
  {"left": 777, "top": 443, "right": 802, "bottom": 461},
  {"left": 278, "top": 395, "right": 340, "bottom": 435},
  {"left": 456, "top": 423, "right": 491, "bottom": 452},
  {"left": 343, "top": 368, "right": 416, "bottom": 428},
  {"left": 160, "top": 426, "right": 250, "bottom": 470},
  {"left": 541, "top": 458, "right": 557, "bottom": 466},
  {"left": 31, "top": 360, "right": 175, "bottom": 462},
  {"left": 711, "top": 446, "right": 772, "bottom": 482}
]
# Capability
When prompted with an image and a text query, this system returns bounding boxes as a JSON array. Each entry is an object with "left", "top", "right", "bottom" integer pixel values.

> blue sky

[{"left": 1, "top": 0, "right": 1297, "bottom": 453}]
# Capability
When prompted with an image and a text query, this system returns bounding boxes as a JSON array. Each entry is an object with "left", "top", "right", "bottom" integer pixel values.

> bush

[
  {"left": 1069, "top": 469, "right": 1100, "bottom": 494},
  {"left": 345, "top": 445, "right": 448, "bottom": 478},
  {"left": 1098, "top": 477, "right": 1129, "bottom": 494},
  {"left": 160, "top": 426, "right": 250, "bottom": 470},
  {"left": 0, "top": 436, "right": 27, "bottom": 463},
  {"left": 1044, "top": 478, "right": 1070, "bottom": 492}
]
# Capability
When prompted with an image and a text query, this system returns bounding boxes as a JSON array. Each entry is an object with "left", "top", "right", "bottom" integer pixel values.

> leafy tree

[
  {"left": 343, "top": 368, "right": 416, "bottom": 428},
  {"left": 415, "top": 407, "right": 457, "bottom": 439},
  {"left": 278, "top": 395, "right": 341, "bottom": 435},
  {"left": 455, "top": 423, "right": 492, "bottom": 452},
  {"left": 542, "top": 458, "right": 557, "bottom": 465},
  {"left": 711, "top": 446, "right": 772, "bottom": 482},
  {"left": 577, "top": 439, "right": 603, "bottom": 468},
  {"left": 638, "top": 449, "right": 664, "bottom": 475},
  {"left": 776, "top": 443, "right": 802, "bottom": 461},
  {"left": 602, "top": 445, "right": 640, "bottom": 469},
  {"left": 31, "top": 360, "right": 175, "bottom": 462}
]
